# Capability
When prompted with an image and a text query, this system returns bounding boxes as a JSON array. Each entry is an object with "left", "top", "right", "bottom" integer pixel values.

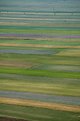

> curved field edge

[
  {"left": 0, "top": 104, "right": 80, "bottom": 121},
  {"left": 0, "top": 97, "right": 80, "bottom": 112}
]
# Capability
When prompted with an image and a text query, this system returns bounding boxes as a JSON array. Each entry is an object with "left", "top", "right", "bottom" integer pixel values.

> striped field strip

[
  {"left": 0, "top": 97, "right": 80, "bottom": 112},
  {"left": 0, "top": 17, "right": 80, "bottom": 21},
  {"left": 0, "top": 43, "right": 80, "bottom": 49}
]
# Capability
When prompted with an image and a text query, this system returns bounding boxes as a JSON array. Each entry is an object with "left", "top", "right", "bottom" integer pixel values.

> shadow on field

[{"left": 0, "top": 117, "right": 28, "bottom": 121}]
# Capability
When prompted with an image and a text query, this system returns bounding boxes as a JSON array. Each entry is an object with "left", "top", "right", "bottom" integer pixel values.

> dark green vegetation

[
  {"left": 0, "top": 117, "right": 27, "bottom": 121},
  {"left": 0, "top": 67, "right": 80, "bottom": 79},
  {"left": 0, "top": 104, "right": 80, "bottom": 121}
]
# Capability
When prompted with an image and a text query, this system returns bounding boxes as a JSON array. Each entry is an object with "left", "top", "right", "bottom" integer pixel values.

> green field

[
  {"left": 0, "top": 104, "right": 80, "bottom": 121},
  {"left": 0, "top": 77, "right": 80, "bottom": 97},
  {"left": 0, "top": 28, "right": 80, "bottom": 34},
  {"left": 0, "top": 49, "right": 80, "bottom": 97},
  {"left": 0, "top": 0, "right": 80, "bottom": 120},
  {"left": 0, "top": 39, "right": 80, "bottom": 46}
]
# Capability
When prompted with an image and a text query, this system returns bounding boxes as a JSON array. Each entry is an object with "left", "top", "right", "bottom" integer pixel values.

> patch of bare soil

[
  {"left": 0, "top": 117, "right": 28, "bottom": 121},
  {"left": 0, "top": 60, "right": 33, "bottom": 68}
]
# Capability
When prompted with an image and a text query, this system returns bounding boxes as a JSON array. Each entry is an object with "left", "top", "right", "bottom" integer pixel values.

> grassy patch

[
  {"left": 0, "top": 53, "right": 80, "bottom": 65},
  {"left": 0, "top": 104, "right": 80, "bottom": 121},
  {"left": 0, "top": 39, "right": 80, "bottom": 46},
  {"left": 0, "top": 77, "right": 80, "bottom": 96},
  {"left": 0, "top": 67, "right": 80, "bottom": 79},
  {"left": 57, "top": 49, "right": 80, "bottom": 57},
  {"left": 0, "top": 29, "right": 80, "bottom": 34}
]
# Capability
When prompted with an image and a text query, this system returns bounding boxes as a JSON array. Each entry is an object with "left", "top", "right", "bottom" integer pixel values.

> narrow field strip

[
  {"left": 0, "top": 37, "right": 80, "bottom": 42},
  {"left": 0, "top": 67, "right": 80, "bottom": 79},
  {"left": 1, "top": 17, "right": 80, "bottom": 21},
  {"left": 1, "top": 12, "right": 80, "bottom": 15},
  {"left": 0, "top": 29, "right": 80, "bottom": 35},
  {"left": 0, "top": 39, "right": 80, "bottom": 44},
  {"left": 0, "top": 43, "right": 80, "bottom": 49},
  {"left": 0, "top": 90, "right": 80, "bottom": 105},
  {"left": 1, "top": 25, "right": 80, "bottom": 31},
  {"left": 0, "top": 97, "right": 80, "bottom": 112},
  {"left": 0, "top": 22, "right": 80, "bottom": 27}
]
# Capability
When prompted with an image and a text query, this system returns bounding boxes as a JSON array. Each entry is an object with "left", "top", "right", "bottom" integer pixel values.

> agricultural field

[{"left": 0, "top": 0, "right": 80, "bottom": 121}]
